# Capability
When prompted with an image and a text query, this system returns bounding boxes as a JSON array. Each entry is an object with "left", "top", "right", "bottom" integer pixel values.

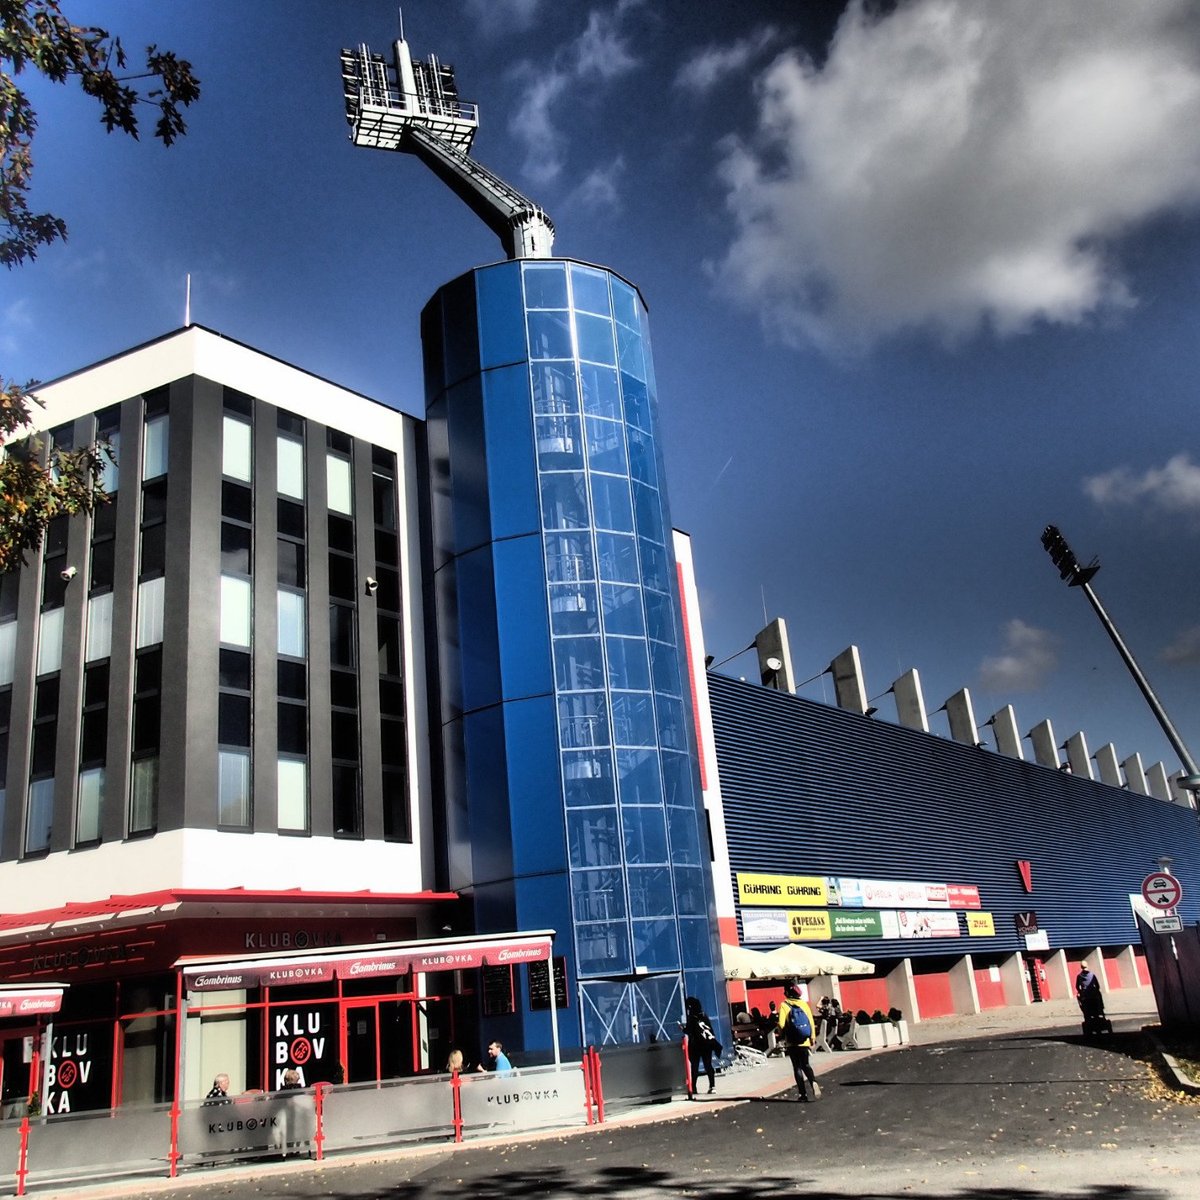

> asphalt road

[{"left": 106, "top": 1020, "right": 1198, "bottom": 1200}]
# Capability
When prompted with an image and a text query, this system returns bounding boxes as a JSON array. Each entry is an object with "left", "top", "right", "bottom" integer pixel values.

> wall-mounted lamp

[
  {"left": 364, "top": 576, "right": 379, "bottom": 596},
  {"left": 60, "top": 565, "right": 77, "bottom": 582}
]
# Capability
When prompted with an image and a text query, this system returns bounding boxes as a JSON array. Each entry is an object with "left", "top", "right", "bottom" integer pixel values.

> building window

[
  {"left": 277, "top": 589, "right": 306, "bottom": 658},
  {"left": 143, "top": 413, "right": 169, "bottom": 480},
  {"left": 36, "top": 607, "right": 64, "bottom": 676},
  {"left": 220, "top": 576, "right": 252, "bottom": 647},
  {"left": 0, "top": 622, "right": 15, "bottom": 687},
  {"left": 277, "top": 433, "right": 305, "bottom": 500},
  {"left": 25, "top": 777, "right": 54, "bottom": 854},
  {"left": 326, "top": 454, "right": 352, "bottom": 515},
  {"left": 218, "top": 749, "right": 251, "bottom": 826},
  {"left": 278, "top": 756, "right": 308, "bottom": 832},
  {"left": 76, "top": 767, "right": 104, "bottom": 844},
  {"left": 129, "top": 756, "right": 158, "bottom": 834},
  {"left": 96, "top": 404, "right": 121, "bottom": 494},
  {"left": 136, "top": 577, "right": 165, "bottom": 648},
  {"left": 129, "top": 648, "right": 161, "bottom": 835},
  {"left": 222, "top": 415, "right": 253, "bottom": 482}
]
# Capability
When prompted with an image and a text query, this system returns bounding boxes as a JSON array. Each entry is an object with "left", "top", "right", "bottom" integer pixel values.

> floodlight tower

[
  {"left": 1041, "top": 524, "right": 1200, "bottom": 793},
  {"left": 339, "top": 26, "right": 554, "bottom": 259}
]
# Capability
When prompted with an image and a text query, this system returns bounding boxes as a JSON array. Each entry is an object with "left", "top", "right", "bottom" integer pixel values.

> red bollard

[
  {"left": 581, "top": 1053, "right": 595, "bottom": 1124},
  {"left": 314, "top": 1083, "right": 330, "bottom": 1161},
  {"left": 16, "top": 1115, "right": 30, "bottom": 1197},
  {"left": 451, "top": 1069, "right": 463, "bottom": 1143},
  {"left": 167, "top": 1102, "right": 181, "bottom": 1177},
  {"left": 590, "top": 1047, "right": 605, "bottom": 1124},
  {"left": 681, "top": 1034, "right": 693, "bottom": 1098}
]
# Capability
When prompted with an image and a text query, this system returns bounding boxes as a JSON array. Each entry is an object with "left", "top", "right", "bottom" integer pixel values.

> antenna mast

[{"left": 339, "top": 25, "right": 555, "bottom": 260}]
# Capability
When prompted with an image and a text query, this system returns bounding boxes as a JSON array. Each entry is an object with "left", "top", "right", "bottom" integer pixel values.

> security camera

[
  {"left": 364, "top": 576, "right": 379, "bottom": 596},
  {"left": 60, "top": 565, "right": 77, "bottom": 582}
]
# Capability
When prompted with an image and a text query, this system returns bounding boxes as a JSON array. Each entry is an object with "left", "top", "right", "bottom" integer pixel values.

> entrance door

[
  {"left": 0, "top": 1033, "right": 34, "bottom": 1120},
  {"left": 344, "top": 1004, "right": 378, "bottom": 1083}
]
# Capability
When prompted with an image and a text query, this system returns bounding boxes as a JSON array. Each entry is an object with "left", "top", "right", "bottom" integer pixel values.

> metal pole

[{"left": 1079, "top": 580, "right": 1199, "bottom": 777}]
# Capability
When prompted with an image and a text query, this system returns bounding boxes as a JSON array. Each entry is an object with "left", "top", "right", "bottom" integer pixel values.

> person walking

[
  {"left": 683, "top": 995, "right": 721, "bottom": 1096},
  {"left": 778, "top": 983, "right": 819, "bottom": 1102}
]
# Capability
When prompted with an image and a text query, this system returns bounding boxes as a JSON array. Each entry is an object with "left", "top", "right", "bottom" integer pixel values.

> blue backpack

[{"left": 786, "top": 1002, "right": 812, "bottom": 1041}]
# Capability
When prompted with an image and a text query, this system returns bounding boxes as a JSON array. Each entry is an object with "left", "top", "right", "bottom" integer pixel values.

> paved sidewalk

[{"left": 29, "top": 985, "right": 1165, "bottom": 1200}]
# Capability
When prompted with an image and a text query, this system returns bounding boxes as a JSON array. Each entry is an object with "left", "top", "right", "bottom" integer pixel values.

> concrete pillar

[
  {"left": 829, "top": 645, "right": 869, "bottom": 715},
  {"left": 810, "top": 973, "right": 840, "bottom": 1009},
  {"left": 892, "top": 668, "right": 929, "bottom": 733},
  {"left": 1094, "top": 743, "right": 1122, "bottom": 787},
  {"left": 1045, "top": 948, "right": 1071, "bottom": 1002},
  {"left": 988, "top": 705, "right": 1023, "bottom": 759},
  {"left": 755, "top": 617, "right": 795, "bottom": 692},
  {"left": 1000, "top": 952, "right": 1031, "bottom": 1007},
  {"left": 1026, "top": 719, "right": 1059, "bottom": 768},
  {"left": 1062, "top": 731, "right": 1092, "bottom": 779},
  {"left": 1114, "top": 945, "right": 1139, "bottom": 989},
  {"left": 944, "top": 688, "right": 979, "bottom": 746},
  {"left": 886, "top": 958, "right": 920, "bottom": 1023},
  {"left": 1146, "top": 762, "right": 1172, "bottom": 802},
  {"left": 948, "top": 955, "right": 981, "bottom": 1016},
  {"left": 1122, "top": 752, "right": 1148, "bottom": 794}
]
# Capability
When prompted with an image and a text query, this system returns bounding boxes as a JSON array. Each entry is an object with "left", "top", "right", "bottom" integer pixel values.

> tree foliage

[{"left": 0, "top": 0, "right": 199, "bottom": 572}]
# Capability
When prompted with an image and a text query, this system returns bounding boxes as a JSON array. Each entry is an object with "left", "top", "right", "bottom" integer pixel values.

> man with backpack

[{"left": 778, "top": 982, "right": 820, "bottom": 1102}]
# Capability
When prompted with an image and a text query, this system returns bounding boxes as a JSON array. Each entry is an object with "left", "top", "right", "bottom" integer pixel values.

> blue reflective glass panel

[
  {"left": 535, "top": 415, "right": 584, "bottom": 469},
  {"left": 585, "top": 417, "right": 627, "bottom": 475},
  {"left": 532, "top": 362, "right": 579, "bottom": 414},
  {"left": 606, "top": 636, "right": 651, "bottom": 692},
  {"left": 626, "top": 427, "right": 658, "bottom": 487},
  {"left": 571, "top": 867, "right": 627, "bottom": 921},
  {"left": 612, "top": 280, "right": 640, "bottom": 330},
  {"left": 540, "top": 473, "right": 589, "bottom": 530},
  {"left": 631, "top": 917, "right": 681, "bottom": 971},
  {"left": 567, "top": 807, "right": 620, "bottom": 868},
  {"left": 602, "top": 583, "right": 645, "bottom": 636},
  {"left": 656, "top": 694, "right": 687, "bottom": 751},
  {"left": 596, "top": 532, "right": 639, "bottom": 583},
  {"left": 622, "top": 807, "right": 668, "bottom": 865},
  {"left": 528, "top": 310, "right": 573, "bottom": 359},
  {"left": 673, "top": 867, "right": 710, "bottom": 917},
  {"left": 576, "top": 921, "right": 631, "bottom": 976},
  {"left": 679, "top": 915, "right": 713, "bottom": 962},
  {"left": 628, "top": 866, "right": 675, "bottom": 917},
  {"left": 580, "top": 364, "right": 621, "bottom": 418},
  {"left": 617, "top": 747, "right": 662, "bottom": 806},
  {"left": 563, "top": 749, "right": 616, "bottom": 806},
  {"left": 638, "top": 538, "right": 670, "bottom": 593},
  {"left": 477, "top": 262, "right": 525, "bottom": 369},
  {"left": 523, "top": 262, "right": 568, "bottom": 308},
  {"left": 667, "top": 806, "right": 703, "bottom": 864},
  {"left": 651, "top": 640, "right": 682, "bottom": 696},
  {"left": 644, "top": 589, "right": 675, "bottom": 644},
  {"left": 661, "top": 751, "right": 695, "bottom": 807},
  {"left": 554, "top": 635, "right": 605, "bottom": 691},
  {"left": 633, "top": 481, "right": 664, "bottom": 544},
  {"left": 591, "top": 475, "right": 634, "bottom": 533},
  {"left": 549, "top": 582, "right": 599, "bottom": 634},
  {"left": 558, "top": 691, "right": 609, "bottom": 749},
  {"left": 621, "top": 373, "right": 651, "bottom": 430},
  {"left": 617, "top": 322, "right": 645, "bottom": 380},
  {"left": 611, "top": 691, "right": 656, "bottom": 747},
  {"left": 575, "top": 313, "right": 616, "bottom": 366},
  {"left": 544, "top": 532, "right": 593, "bottom": 582},
  {"left": 570, "top": 264, "right": 612, "bottom": 316}
]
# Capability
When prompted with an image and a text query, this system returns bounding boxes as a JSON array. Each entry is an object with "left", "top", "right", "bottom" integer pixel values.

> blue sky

[{"left": 7, "top": 0, "right": 1200, "bottom": 796}]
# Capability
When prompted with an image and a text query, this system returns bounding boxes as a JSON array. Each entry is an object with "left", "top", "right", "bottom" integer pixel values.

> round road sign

[{"left": 1141, "top": 871, "right": 1183, "bottom": 909}]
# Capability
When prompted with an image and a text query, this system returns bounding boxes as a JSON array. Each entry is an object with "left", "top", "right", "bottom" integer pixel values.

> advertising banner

[
  {"left": 895, "top": 910, "right": 961, "bottom": 939},
  {"left": 787, "top": 910, "right": 832, "bottom": 941},
  {"left": 741, "top": 909, "right": 790, "bottom": 943},
  {"left": 736, "top": 873, "right": 828, "bottom": 907},
  {"left": 829, "top": 910, "right": 884, "bottom": 939},
  {"left": 272, "top": 1004, "right": 338, "bottom": 1088},
  {"left": 966, "top": 912, "right": 996, "bottom": 937},
  {"left": 45, "top": 1022, "right": 113, "bottom": 1114}
]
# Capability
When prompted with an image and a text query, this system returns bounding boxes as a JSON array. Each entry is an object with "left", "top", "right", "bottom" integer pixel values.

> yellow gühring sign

[{"left": 736, "top": 872, "right": 828, "bottom": 907}]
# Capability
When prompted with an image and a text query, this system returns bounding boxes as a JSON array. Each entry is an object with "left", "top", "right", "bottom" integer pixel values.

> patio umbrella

[
  {"left": 720, "top": 943, "right": 784, "bottom": 980},
  {"left": 762, "top": 943, "right": 874, "bottom": 978}
]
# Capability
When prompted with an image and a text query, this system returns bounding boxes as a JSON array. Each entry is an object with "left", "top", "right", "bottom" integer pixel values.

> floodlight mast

[
  {"left": 1040, "top": 524, "right": 1200, "bottom": 781},
  {"left": 339, "top": 30, "right": 555, "bottom": 260}
]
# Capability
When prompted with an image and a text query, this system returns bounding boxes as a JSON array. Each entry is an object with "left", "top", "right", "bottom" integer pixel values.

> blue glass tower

[{"left": 422, "top": 259, "right": 726, "bottom": 1050}]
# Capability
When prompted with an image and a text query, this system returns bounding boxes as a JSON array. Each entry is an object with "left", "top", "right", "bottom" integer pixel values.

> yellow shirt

[{"left": 778, "top": 998, "right": 815, "bottom": 1047}]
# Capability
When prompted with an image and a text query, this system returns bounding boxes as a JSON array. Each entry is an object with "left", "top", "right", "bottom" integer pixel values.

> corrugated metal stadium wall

[{"left": 709, "top": 674, "right": 1200, "bottom": 961}]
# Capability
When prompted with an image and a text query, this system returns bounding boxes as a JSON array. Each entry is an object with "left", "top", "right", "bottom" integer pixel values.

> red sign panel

[
  {"left": 0, "top": 990, "right": 64, "bottom": 1017},
  {"left": 946, "top": 885, "right": 981, "bottom": 909}
]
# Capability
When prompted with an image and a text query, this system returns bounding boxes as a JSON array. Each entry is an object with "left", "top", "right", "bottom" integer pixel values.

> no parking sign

[{"left": 1141, "top": 871, "right": 1183, "bottom": 911}]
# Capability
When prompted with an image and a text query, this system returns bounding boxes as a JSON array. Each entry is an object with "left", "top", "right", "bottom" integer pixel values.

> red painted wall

[
  {"left": 1135, "top": 950, "right": 1150, "bottom": 986},
  {"left": 1102, "top": 953, "right": 1122, "bottom": 988},
  {"left": 840, "top": 977, "right": 889, "bottom": 1015},
  {"left": 912, "top": 971, "right": 955, "bottom": 1018},
  {"left": 973, "top": 968, "right": 1007, "bottom": 1009}
]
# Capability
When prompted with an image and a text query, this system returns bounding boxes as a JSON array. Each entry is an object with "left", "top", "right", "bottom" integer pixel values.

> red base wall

[
  {"left": 973, "top": 968, "right": 1007, "bottom": 1009},
  {"left": 913, "top": 972, "right": 955, "bottom": 1018},
  {"left": 840, "top": 977, "right": 889, "bottom": 1015}
]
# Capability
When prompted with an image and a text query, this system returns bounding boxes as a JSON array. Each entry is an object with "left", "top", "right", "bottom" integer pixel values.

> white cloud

[
  {"left": 465, "top": 0, "right": 542, "bottom": 35},
  {"left": 0, "top": 298, "right": 34, "bottom": 357},
  {"left": 1083, "top": 454, "right": 1200, "bottom": 514},
  {"left": 712, "top": 0, "right": 1200, "bottom": 352},
  {"left": 1161, "top": 625, "right": 1200, "bottom": 664},
  {"left": 509, "top": 3, "right": 641, "bottom": 185},
  {"left": 565, "top": 156, "right": 626, "bottom": 214},
  {"left": 979, "top": 619, "right": 1058, "bottom": 692},
  {"left": 675, "top": 27, "right": 779, "bottom": 94}
]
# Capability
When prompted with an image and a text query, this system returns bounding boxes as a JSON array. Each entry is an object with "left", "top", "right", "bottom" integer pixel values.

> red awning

[
  {"left": 180, "top": 932, "right": 554, "bottom": 992},
  {"left": 0, "top": 986, "right": 66, "bottom": 1017}
]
